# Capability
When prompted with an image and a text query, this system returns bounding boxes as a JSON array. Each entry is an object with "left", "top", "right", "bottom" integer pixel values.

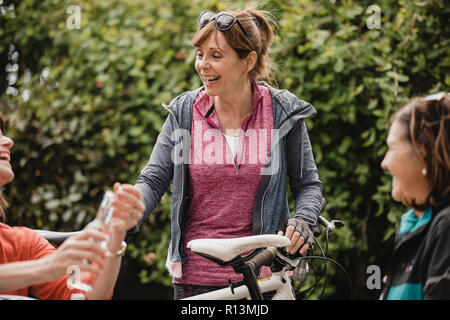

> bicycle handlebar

[
  {"left": 317, "top": 216, "right": 344, "bottom": 232},
  {"left": 245, "top": 215, "right": 346, "bottom": 282},
  {"left": 246, "top": 247, "right": 278, "bottom": 274}
]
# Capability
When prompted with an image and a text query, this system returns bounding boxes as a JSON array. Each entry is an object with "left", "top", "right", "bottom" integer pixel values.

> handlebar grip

[{"left": 246, "top": 247, "right": 277, "bottom": 273}]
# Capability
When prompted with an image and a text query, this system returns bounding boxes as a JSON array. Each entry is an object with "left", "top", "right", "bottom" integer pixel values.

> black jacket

[{"left": 380, "top": 205, "right": 450, "bottom": 300}]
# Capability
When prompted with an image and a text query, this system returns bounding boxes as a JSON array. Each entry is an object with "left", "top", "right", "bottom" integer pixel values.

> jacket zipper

[{"left": 162, "top": 103, "right": 184, "bottom": 261}]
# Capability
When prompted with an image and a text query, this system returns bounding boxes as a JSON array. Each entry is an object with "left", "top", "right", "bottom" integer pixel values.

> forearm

[
  {"left": 135, "top": 181, "right": 162, "bottom": 217},
  {"left": 133, "top": 170, "right": 171, "bottom": 234},
  {"left": 293, "top": 181, "right": 323, "bottom": 226},
  {"left": 291, "top": 154, "right": 323, "bottom": 226},
  {"left": 0, "top": 257, "right": 54, "bottom": 292},
  {"left": 85, "top": 231, "right": 125, "bottom": 300},
  {"left": 289, "top": 121, "right": 323, "bottom": 226},
  {"left": 134, "top": 115, "right": 175, "bottom": 222}
]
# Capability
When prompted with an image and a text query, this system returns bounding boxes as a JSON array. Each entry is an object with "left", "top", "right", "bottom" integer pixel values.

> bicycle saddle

[{"left": 187, "top": 235, "right": 290, "bottom": 264}]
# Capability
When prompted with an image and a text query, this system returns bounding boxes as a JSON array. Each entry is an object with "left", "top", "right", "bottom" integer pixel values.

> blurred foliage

[{"left": 0, "top": 0, "right": 448, "bottom": 299}]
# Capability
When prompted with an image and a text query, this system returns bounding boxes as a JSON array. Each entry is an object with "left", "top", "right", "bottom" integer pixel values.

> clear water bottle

[{"left": 66, "top": 191, "right": 116, "bottom": 292}]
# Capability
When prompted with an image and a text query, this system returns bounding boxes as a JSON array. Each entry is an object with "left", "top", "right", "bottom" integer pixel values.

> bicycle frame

[{"left": 184, "top": 256, "right": 295, "bottom": 300}]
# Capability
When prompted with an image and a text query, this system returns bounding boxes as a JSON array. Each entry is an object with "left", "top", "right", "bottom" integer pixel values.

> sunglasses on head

[
  {"left": 198, "top": 10, "right": 249, "bottom": 37},
  {"left": 423, "top": 92, "right": 447, "bottom": 102}
]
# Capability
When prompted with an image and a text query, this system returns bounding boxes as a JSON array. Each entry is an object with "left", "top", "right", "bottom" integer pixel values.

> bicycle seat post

[{"left": 231, "top": 262, "right": 264, "bottom": 300}]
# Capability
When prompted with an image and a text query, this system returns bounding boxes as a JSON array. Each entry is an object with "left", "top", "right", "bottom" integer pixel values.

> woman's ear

[{"left": 245, "top": 51, "right": 257, "bottom": 73}]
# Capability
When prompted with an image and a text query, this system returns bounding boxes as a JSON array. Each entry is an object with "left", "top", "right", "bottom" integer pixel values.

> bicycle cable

[
  {"left": 302, "top": 235, "right": 327, "bottom": 299},
  {"left": 319, "top": 228, "right": 330, "bottom": 299},
  {"left": 300, "top": 255, "right": 352, "bottom": 300},
  {"left": 296, "top": 259, "right": 321, "bottom": 299},
  {"left": 297, "top": 231, "right": 352, "bottom": 300}
]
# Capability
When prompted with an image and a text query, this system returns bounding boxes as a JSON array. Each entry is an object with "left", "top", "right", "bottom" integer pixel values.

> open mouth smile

[
  {"left": 202, "top": 75, "right": 220, "bottom": 84},
  {"left": 0, "top": 153, "right": 10, "bottom": 161}
]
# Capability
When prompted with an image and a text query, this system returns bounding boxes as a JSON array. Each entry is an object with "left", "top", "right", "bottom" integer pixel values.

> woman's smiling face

[
  {"left": 381, "top": 120, "right": 430, "bottom": 206},
  {"left": 195, "top": 31, "right": 250, "bottom": 98}
]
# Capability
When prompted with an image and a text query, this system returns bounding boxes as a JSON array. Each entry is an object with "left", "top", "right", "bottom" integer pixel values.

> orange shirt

[{"left": 0, "top": 223, "right": 81, "bottom": 299}]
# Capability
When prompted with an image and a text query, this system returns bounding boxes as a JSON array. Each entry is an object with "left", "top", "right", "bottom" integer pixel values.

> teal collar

[{"left": 399, "top": 207, "right": 432, "bottom": 238}]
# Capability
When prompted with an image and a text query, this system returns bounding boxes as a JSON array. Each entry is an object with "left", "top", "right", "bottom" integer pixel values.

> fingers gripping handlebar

[{"left": 277, "top": 218, "right": 314, "bottom": 247}]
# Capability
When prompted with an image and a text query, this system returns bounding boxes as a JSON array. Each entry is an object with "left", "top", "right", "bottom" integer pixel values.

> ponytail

[{"left": 242, "top": 8, "right": 278, "bottom": 85}]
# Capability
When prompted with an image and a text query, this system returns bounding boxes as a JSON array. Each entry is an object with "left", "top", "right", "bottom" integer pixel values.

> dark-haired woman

[
  {"left": 133, "top": 7, "right": 323, "bottom": 299},
  {"left": 380, "top": 92, "right": 450, "bottom": 299}
]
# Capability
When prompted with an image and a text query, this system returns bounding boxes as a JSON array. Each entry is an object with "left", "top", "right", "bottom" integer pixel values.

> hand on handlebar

[{"left": 277, "top": 218, "right": 313, "bottom": 256}]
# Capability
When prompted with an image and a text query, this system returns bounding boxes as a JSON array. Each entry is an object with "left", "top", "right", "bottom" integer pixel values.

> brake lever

[
  {"left": 274, "top": 248, "right": 301, "bottom": 269},
  {"left": 292, "top": 258, "right": 308, "bottom": 281},
  {"left": 331, "top": 220, "right": 345, "bottom": 229},
  {"left": 273, "top": 248, "right": 311, "bottom": 281},
  {"left": 318, "top": 216, "right": 345, "bottom": 233}
]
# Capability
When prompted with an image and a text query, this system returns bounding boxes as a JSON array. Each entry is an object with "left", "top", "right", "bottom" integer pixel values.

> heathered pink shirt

[{"left": 175, "top": 81, "right": 273, "bottom": 285}]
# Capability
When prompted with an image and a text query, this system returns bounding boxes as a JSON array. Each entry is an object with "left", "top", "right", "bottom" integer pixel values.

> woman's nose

[
  {"left": 197, "top": 58, "right": 209, "bottom": 69},
  {"left": 380, "top": 154, "right": 388, "bottom": 171}
]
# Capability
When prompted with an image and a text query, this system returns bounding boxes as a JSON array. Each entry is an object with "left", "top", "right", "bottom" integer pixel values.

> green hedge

[{"left": 1, "top": 0, "right": 448, "bottom": 299}]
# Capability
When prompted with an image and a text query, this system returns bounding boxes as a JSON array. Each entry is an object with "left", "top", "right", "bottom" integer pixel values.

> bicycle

[{"left": 183, "top": 215, "right": 350, "bottom": 300}]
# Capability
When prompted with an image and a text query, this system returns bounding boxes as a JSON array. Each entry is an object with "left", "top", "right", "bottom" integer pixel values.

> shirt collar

[
  {"left": 193, "top": 80, "right": 265, "bottom": 118},
  {"left": 399, "top": 207, "right": 432, "bottom": 237}
]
